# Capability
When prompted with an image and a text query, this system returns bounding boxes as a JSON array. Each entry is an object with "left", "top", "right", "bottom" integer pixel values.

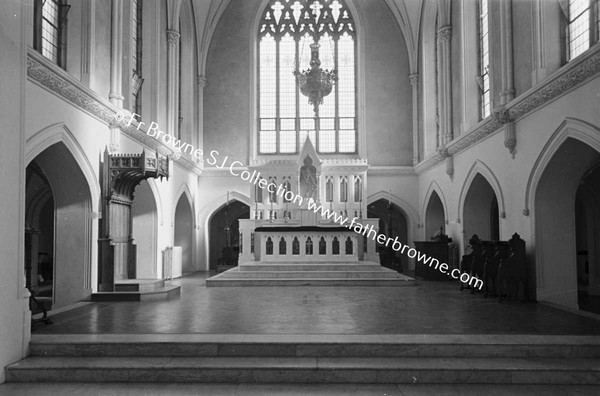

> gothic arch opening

[
  {"left": 25, "top": 142, "right": 92, "bottom": 309},
  {"left": 368, "top": 199, "right": 408, "bottom": 271},
  {"left": 208, "top": 200, "right": 250, "bottom": 271},
  {"left": 425, "top": 190, "right": 445, "bottom": 239},
  {"left": 535, "top": 137, "right": 600, "bottom": 311},
  {"left": 463, "top": 173, "right": 500, "bottom": 242},
  {"left": 131, "top": 180, "right": 158, "bottom": 278},
  {"left": 174, "top": 193, "right": 194, "bottom": 275}
]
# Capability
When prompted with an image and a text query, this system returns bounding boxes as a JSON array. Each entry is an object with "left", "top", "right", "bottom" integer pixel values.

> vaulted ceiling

[{"left": 175, "top": 0, "right": 425, "bottom": 74}]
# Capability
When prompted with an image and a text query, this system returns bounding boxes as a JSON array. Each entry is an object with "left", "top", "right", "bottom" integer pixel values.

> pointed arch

[
  {"left": 457, "top": 160, "right": 505, "bottom": 223},
  {"left": 367, "top": 190, "right": 420, "bottom": 229},
  {"left": 421, "top": 180, "right": 449, "bottom": 224},
  {"left": 525, "top": 118, "right": 600, "bottom": 215},
  {"left": 174, "top": 182, "right": 195, "bottom": 228},
  {"left": 201, "top": 191, "right": 251, "bottom": 270},
  {"left": 25, "top": 123, "right": 100, "bottom": 210},
  {"left": 384, "top": 0, "right": 418, "bottom": 72}
]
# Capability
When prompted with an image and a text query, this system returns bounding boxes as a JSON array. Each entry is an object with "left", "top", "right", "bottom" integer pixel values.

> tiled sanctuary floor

[{"left": 33, "top": 272, "right": 600, "bottom": 335}]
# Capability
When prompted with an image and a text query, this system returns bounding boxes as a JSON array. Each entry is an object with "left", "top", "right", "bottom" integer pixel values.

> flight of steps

[
  {"left": 6, "top": 334, "right": 600, "bottom": 384},
  {"left": 206, "top": 261, "right": 416, "bottom": 286},
  {"left": 91, "top": 279, "right": 181, "bottom": 301}
]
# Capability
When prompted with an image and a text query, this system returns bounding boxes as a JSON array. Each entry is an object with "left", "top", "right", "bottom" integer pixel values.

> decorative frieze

[{"left": 415, "top": 45, "right": 600, "bottom": 174}]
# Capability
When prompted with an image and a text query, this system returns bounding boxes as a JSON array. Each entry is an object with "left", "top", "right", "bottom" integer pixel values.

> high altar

[{"left": 237, "top": 138, "right": 380, "bottom": 264}]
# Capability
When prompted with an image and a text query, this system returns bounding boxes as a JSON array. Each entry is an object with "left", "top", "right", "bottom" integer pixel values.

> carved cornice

[
  {"left": 368, "top": 166, "right": 416, "bottom": 176},
  {"left": 26, "top": 48, "right": 203, "bottom": 175},
  {"left": 415, "top": 45, "right": 600, "bottom": 174}
]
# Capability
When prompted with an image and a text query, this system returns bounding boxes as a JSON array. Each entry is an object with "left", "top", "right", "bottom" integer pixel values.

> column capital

[
  {"left": 197, "top": 75, "right": 207, "bottom": 87},
  {"left": 437, "top": 25, "right": 452, "bottom": 42},
  {"left": 167, "top": 29, "right": 180, "bottom": 46},
  {"left": 408, "top": 73, "right": 419, "bottom": 87}
]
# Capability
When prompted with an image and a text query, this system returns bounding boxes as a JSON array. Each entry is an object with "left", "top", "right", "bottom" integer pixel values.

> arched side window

[
  {"left": 332, "top": 237, "right": 340, "bottom": 255},
  {"left": 477, "top": 0, "right": 490, "bottom": 119},
  {"left": 353, "top": 175, "right": 362, "bottom": 202},
  {"left": 258, "top": 0, "right": 357, "bottom": 155},
  {"left": 340, "top": 176, "right": 348, "bottom": 202},
  {"left": 266, "top": 237, "right": 274, "bottom": 255},
  {"left": 306, "top": 236, "right": 313, "bottom": 255},
  {"left": 319, "top": 236, "right": 327, "bottom": 255},
  {"left": 279, "top": 237, "right": 287, "bottom": 255},
  {"left": 33, "top": 0, "right": 69, "bottom": 67},
  {"left": 292, "top": 237, "right": 300, "bottom": 255},
  {"left": 345, "top": 236, "right": 353, "bottom": 254}
]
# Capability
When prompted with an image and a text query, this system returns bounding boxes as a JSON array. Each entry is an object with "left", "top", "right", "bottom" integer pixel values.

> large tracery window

[{"left": 258, "top": 0, "right": 357, "bottom": 155}]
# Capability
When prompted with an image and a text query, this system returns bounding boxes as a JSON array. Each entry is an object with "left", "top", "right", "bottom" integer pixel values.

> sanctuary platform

[
  {"left": 207, "top": 138, "right": 416, "bottom": 286},
  {"left": 206, "top": 261, "right": 415, "bottom": 286}
]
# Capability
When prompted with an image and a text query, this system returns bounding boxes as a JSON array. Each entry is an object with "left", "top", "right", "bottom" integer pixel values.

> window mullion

[
  {"left": 276, "top": 37, "right": 281, "bottom": 154},
  {"left": 295, "top": 37, "right": 300, "bottom": 153},
  {"left": 334, "top": 36, "right": 339, "bottom": 153}
]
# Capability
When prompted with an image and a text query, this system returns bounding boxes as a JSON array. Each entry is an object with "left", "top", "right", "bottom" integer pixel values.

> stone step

[
  {"left": 215, "top": 270, "right": 403, "bottom": 279},
  {"left": 239, "top": 264, "right": 385, "bottom": 272},
  {"left": 205, "top": 278, "right": 416, "bottom": 287},
  {"left": 27, "top": 335, "right": 600, "bottom": 359},
  {"left": 114, "top": 279, "right": 165, "bottom": 293},
  {"left": 91, "top": 285, "right": 181, "bottom": 302},
  {"left": 6, "top": 356, "right": 600, "bottom": 384}
]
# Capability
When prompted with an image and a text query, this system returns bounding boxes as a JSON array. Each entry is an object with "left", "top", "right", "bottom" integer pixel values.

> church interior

[{"left": 1, "top": 0, "right": 600, "bottom": 393}]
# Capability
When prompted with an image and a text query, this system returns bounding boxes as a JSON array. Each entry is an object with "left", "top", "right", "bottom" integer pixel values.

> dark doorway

[
  {"left": 367, "top": 199, "right": 408, "bottom": 272},
  {"left": 209, "top": 200, "right": 250, "bottom": 271}
]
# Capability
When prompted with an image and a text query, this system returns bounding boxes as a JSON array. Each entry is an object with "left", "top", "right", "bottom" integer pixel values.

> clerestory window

[
  {"left": 565, "top": 0, "right": 600, "bottom": 61},
  {"left": 258, "top": 0, "right": 357, "bottom": 155},
  {"left": 34, "top": 0, "right": 69, "bottom": 67}
]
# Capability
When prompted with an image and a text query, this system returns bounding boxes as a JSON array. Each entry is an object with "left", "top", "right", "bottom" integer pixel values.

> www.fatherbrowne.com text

[{"left": 114, "top": 111, "right": 483, "bottom": 290}]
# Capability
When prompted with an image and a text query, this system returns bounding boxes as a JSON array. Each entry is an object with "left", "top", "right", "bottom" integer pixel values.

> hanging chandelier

[{"left": 293, "top": 39, "right": 337, "bottom": 116}]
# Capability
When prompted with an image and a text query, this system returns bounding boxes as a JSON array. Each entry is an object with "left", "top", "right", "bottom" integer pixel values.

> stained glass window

[
  {"left": 477, "top": 0, "right": 491, "bottom": 119},
  {"left": 258, "top": 0, "right": 357, "bottom": 154}
]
